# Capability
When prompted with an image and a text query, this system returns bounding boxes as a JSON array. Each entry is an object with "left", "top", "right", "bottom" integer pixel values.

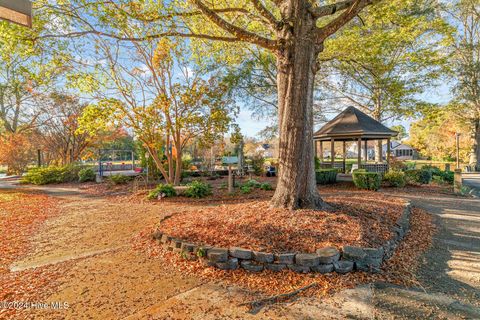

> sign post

[{"left": 0, "top": 0, "right": 32, "bottom": 27}]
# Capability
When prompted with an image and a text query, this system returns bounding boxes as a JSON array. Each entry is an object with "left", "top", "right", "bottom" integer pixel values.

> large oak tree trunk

[
  {"left": 270, "top": 3, "right": 326, "bottom": 210},
  {"left": 470, "top": 118, "right": 480, "bottom": 169},
  {"left": 375, "top": 140, "right": 383, "bottom": 162}
]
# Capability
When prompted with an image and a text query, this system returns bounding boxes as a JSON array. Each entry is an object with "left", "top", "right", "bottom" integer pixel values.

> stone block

[
  {"left": 287, "top": 264, "right": 310, "bottom": 273},
  {"left": 207, "top": 248, "right": 228, "bottom": 263},
  {"left": 229, "top": 247, "right": 253, "bottom": 259},
  {"left": 240, "top": 260, "right": 264, "bottom": 272},
  {"left": 253, "top": 251, "right": 274, "bottom": 263},
  {"left": 334, "top": 260, "right": 354, "bottom": 274},
  {"left": 295, "top": 253, "right": 320, "bottom": 267},
  {"left": 342, "top": 246, "right": 366, "bottom": 261},
  {"left": 274, "top": 253, "right": 295, "bottom": 264},
  {"left": 364, "top": 247, "right": 384, "bottom": 259},
  {"left": 316, "top": 247, "right": 340, "bottom": 264},
  {"left": 265, "top": 263, "right": 286, "bottom": 272},
  {"left": 311, "top": 263, "right": 334, "bottom": 274},
  {"left": 216, "top": 258, "right": 239, "bottom": 270},
  {"left": 181, "top": 242, "right": 195, "bottom": 253}
]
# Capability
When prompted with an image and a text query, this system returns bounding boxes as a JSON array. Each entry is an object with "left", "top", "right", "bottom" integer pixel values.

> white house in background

[
  {"left": 255, "top": 144, "right": 274, "bottom": 158},
  {"left": 389, "top": 141, "right": 419, "bottom": 160},
  {"left": 338, "top": 140, "right": 419, "bottom": 161}
]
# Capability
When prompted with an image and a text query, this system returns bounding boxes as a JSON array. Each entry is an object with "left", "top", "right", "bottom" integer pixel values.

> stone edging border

[{"left": 152, "top": 202, "right": 412, "bottom": 275}]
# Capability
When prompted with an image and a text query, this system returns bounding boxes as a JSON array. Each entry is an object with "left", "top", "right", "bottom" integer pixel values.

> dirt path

[{"left": 2, "top": 182, "right": 480, "bottom": 319}]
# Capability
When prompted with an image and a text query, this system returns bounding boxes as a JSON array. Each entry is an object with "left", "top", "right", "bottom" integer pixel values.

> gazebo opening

[{"left": 314, "top": 106, "right": 398, "bottom": 175}]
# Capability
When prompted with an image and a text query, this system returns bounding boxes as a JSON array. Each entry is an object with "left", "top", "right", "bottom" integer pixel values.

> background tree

[
  {"left": 444, "top": 0, "right": 480, "bottom": 168},
  {"left": 317, "top": 0, "right": 451, "bottom": 161},
  {"left": 390, "top": 125, "right": 408, "bottom": 140},
  {"left": 79, "top": 38, "right": 235, "bottom": 185},
  {"left": 408, "top": 105, "right": 472, "bottom": 161}
]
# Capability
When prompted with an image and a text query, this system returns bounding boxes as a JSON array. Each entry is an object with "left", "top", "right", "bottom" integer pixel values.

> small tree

[
  {"left": 79, "top": 39, "right": 235, "bottom": 185},
  {"left": 0, "top": 133, "right": 35, "bottom": 175}
]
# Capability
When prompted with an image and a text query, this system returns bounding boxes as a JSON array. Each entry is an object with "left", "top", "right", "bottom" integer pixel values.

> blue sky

[{"left": 237, "top": 81, "right": 454, "bottom": 138}]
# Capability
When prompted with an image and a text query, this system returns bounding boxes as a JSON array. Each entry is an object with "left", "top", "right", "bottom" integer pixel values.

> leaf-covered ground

[
  {"left": 158, "top": 192, "right": 406, "bottom": 252},
  {"left": 0, "top": 191, "right": 64, "bottom": 319}
]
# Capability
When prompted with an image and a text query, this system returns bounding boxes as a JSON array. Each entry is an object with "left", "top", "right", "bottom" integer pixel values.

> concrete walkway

[{"left": 373, "top": 191, "right": 480, "bottom": 319}]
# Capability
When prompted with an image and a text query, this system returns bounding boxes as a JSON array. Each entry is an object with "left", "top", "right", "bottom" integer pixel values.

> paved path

[
  {"left": 373, "top": 190, "right": 480, "bottom": 319},
  {"left": 463, "top": 173, "right": 480, "bottom": 189}
]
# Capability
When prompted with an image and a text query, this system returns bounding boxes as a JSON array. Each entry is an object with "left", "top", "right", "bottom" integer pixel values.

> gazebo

[{"left": 313, "top": 106, "right": 398, "bottom": 173}]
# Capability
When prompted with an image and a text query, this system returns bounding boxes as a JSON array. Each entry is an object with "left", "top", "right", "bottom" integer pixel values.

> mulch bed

[
  {"left": 133, "top": 206, "right": 435, "bottom": 298},
  {"left": 157, "top": 192, "right": 406, "bottom": 253}
]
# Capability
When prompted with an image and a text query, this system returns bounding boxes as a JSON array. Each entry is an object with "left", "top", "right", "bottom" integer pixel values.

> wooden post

[
  {"left": 357, "top": 138, "right": 362, "bottom": 168},
  {"left": 342, "top": 141, "right": 346, "bottom": 173},
  {"left": 37, "top": 149, "right": 41, "bottom": 167},
  {"left": 320, "top": 141, "right": 324, "bottom": 162},
  {"left": 363, "top": 140, "right": 368, "bottom": 162},
  {"left": 387, "top": 138, "right": 391, "bottom": 165},
  {"left": 228, "top": 164, "right": 234, "bottom": 193},
  {"left": 456, "top": 133, "right": 460, "bottom": 169},
  {"left": 330, "top": 138, "right": 335, "bottom": 166},
  {"left": 314, "top": 140, "right": 318, "bottom": 158}
]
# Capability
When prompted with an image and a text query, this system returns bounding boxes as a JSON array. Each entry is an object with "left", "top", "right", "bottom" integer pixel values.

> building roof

[{"left": 314, "top": 106, "right": 398, "bottom": 141}]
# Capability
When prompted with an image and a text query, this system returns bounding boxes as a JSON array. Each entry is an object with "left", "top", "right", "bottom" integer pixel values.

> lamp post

[
  {"left": 0, "top": 0, "right": 32, "bottom": 27},
  {"left": 456, "top": 132, "right": 461, "bottom": 170}
]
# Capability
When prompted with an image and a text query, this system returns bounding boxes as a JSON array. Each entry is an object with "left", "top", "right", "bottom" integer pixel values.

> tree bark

[
  {"left": 270, "top": 3, "right": 326, "bottom": 210},
  {"left": 375, "top": 140, "right": 383, "bottom": 162},
  {"left": 470, "top": 118, "right": 480, "bottom": 169}
]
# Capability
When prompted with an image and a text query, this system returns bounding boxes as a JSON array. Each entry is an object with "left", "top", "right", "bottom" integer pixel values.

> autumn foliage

[{"left": 0, "top": 134, "right": 35, "bottom": 175}]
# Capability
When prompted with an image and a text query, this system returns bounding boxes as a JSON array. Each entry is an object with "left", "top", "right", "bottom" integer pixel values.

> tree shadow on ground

[{"left": 373, "top": 192, "right": 480, "bottom": 319}]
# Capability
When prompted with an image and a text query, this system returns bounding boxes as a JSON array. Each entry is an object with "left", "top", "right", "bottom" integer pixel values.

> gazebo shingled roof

[{"left": 314, "top": 106, "right": 398, "bottom": 141}]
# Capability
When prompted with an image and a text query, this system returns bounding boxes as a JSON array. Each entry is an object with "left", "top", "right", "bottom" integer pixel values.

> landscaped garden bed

[{"left": 153, "top": 191, "right": 410, "bottom": 275}]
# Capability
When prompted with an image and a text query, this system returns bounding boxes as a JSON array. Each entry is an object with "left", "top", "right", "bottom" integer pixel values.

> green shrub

[
  {"left": 78, "top": 168, "right": 96, "bottom": 183},
  {"left": 240, "top": 184, "right": 253, "bottom": 194},
  {"left": 352, "top": 170, "right": 381, "bottom": 191},
  {"left": 417, "top": 169, "right": 433, "bottom": 184},
  {"left": 184, "top": 180, "right": 212, "bottom": 198},
  {"left": 243, "top": 179, "right": 261, "bottom": 188},
  {"left": 404, "top": 169, "right": 432, "bottom": 185},
  {"left": 315, "top": 169, "right": 338, "bottom": 185},
  {"left": 108, "top": 174, "right": 131, "bottom": 185},
  {"left": 21, "top": 165, "right": 85, "bottom": 185},
  {"left": 259, "top": 182, "right": 273, "bottom": 190},
  {"left": 147, "top": 184, "right": 176, "bottom": 199},
  {"left": 383, "top": 170, "right": 406, "bottom": 188}
]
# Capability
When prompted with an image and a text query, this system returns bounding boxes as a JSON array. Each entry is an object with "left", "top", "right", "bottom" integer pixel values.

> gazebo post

[
  {"left": 330, "top": 138, "right": 335, "bottom": 167},
  {"left": 387, "top": 138, "right": 391, "bottom": 165},
  {"left": 363, "top": 140, "right": 368, "bottom": 162},
  {"left": 320, "top": 141, "right": 324, "bottom": 162},
  {"left": 314, "top": 140, "right": 318, "bottom": 158},
  {"left": 357, "top": 138, "right": 362, "bottom": 169},
  {"left": 342, "top": 141, "right": 346, "bottom": 173}
]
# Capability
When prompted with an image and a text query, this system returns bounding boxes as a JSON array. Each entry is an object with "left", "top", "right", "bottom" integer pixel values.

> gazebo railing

[{"left": 319, "top": 162, "right": 389, "bottom": 174}]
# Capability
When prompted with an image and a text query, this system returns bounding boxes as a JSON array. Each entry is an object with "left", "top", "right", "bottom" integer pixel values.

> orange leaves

[{"left": 0, "top": 191, "right": 62, "bottom": 319}]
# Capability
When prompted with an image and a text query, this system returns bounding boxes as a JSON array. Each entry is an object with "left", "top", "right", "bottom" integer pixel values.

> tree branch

[
  {"left": 37, "top": 30, "right": 239, "bottom": 43},
  {"left": 309, "top": 0, "right": 356, "bottom": 18},
  {"left": 251, "top": 0, "right": 280, "bottom": 28},
  {"left": 317, "top": 0, "right": 374, "bottom": 43},
  {"left": 190, "top": 0, "right": 277, "bottom": 49}
]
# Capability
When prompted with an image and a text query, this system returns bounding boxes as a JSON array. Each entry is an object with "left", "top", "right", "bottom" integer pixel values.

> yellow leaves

[{"left": 152, "top": 38, "right": 174, "bottom": 69}]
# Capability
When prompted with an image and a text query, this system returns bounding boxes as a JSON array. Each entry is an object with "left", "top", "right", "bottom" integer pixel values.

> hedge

[
  {"left": 315, "top": 168, "right": 338, "bottom": 185},
  {"left": 21, "top": 165, "right": 86, "bottom": 185},
  {"left": 352, "top": 169, "right": 381, "bottom": 191}
]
